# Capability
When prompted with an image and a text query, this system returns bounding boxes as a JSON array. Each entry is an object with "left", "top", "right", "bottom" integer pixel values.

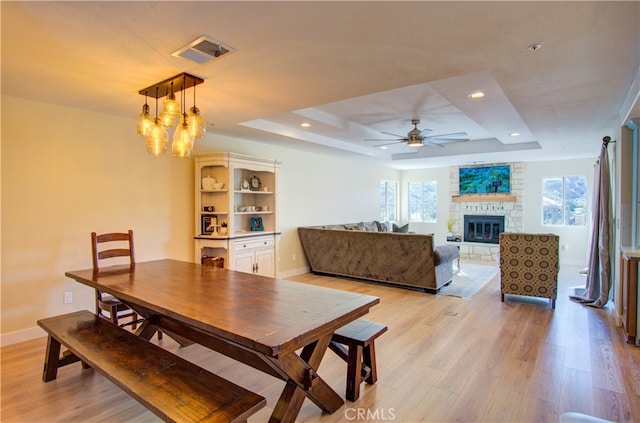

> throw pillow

[
  {"left": 363, "top": 221, "right": 379, "bottom": 232},
  {"left": 392, "top": 223, "right": 409, "bottom": 233},
  {"left": 374, "top": 220, "right": 388, "bottom": 232},
  {"left": 347, "top": 222, "right": 366, "bottom": 231}
]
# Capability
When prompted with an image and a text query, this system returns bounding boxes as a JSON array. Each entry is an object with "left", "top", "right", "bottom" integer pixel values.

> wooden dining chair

[{"left": 91, "top": 230, "right": 139, "bottom": 329}]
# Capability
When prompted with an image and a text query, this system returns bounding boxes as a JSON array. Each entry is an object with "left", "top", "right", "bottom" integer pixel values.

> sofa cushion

[
  {"left": 433, "top": 244, "right": 459, "bottom": 266},
  {"left": 392, "top": 223, "right": 409, "bottom": 233}
]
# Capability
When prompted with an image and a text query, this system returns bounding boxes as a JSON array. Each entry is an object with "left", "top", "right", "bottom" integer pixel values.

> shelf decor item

[
  {"left": 250, "top": 175, "right": 261, "bottom": 191},
  {"left": 250, "top": 217, "right": 264, "bottom": 231},
  {"left": 201, "top": 215, "right": 218, "bottom": 235},
  {"left": 202, "top": 175, "right": 216, "bottom": 190}
]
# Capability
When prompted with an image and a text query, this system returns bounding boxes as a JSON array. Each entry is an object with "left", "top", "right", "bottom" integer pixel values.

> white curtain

[{"left": 570, "top": 140, "right": 612, "bottom": 307}]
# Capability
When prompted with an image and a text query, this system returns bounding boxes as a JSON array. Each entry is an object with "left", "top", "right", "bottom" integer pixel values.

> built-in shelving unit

[{"left": 194, "top": 152, "right": 281, "bottom": 277}]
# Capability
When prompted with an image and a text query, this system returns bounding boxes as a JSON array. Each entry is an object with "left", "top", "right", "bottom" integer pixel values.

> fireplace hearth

[{"left": 463, "top": 215, "right": 505, "bottom": 244}]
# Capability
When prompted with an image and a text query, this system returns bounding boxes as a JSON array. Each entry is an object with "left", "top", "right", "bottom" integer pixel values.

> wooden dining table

[{"left": 65, "top": 259, "right": 380, "bottom": 423}]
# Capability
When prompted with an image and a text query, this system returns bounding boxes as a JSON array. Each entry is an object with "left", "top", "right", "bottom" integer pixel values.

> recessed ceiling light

[
  {"left": 380, "top": 146, "right": 388, "bottom": 150},
  {"left": 300, "top": 122, "right": 311, "bottom": 128},
  {"left": 468, "top": 91, "right": 485, "bottom": 99},
  {"left": 510, "top": 132, "right": 520, "bottom": 137},
  {"left": 528, "top": 43, "right": 542, "bottom": 52}
]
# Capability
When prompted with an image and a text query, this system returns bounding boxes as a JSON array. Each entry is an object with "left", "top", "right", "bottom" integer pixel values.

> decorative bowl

[{"left": 202, "top": 176, "right": 216, "bottom": 190}]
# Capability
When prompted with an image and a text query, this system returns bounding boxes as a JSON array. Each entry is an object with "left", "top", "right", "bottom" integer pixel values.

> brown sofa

[{"left": 298, "top": 223, "right": 459, "bottom": 293}]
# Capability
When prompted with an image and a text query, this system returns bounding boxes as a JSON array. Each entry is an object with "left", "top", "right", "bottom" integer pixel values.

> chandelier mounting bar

[{"left": 138, "top": 72, "right": 204, "bottom": 97}]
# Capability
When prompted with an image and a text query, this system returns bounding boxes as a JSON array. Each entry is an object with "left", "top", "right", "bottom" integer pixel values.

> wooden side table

[{"left": 620, "top": 246, "right": 640, "bottom": 344}]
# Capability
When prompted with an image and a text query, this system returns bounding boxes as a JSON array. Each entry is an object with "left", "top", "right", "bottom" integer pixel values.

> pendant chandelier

[{"left": 136, "top": 72, "right": 206, "bottom": 157}]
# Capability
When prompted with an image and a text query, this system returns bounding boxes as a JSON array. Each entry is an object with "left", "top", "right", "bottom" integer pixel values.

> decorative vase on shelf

[{"left": 202, "top": 176, "right": 216, "bottom": 190}]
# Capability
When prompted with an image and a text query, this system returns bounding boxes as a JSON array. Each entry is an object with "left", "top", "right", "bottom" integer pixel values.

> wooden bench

[
  {"left": 328, "top": 319, "right": 387, "bottom": 401},
  {"left": 37, "top": 310, "right": 266, "bottom": 423}
]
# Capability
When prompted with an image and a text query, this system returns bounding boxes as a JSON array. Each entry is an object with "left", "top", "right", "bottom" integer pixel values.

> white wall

[
  {"left": 401, "top": 158, "right": 596, "bottom": 265},
  {"left": 523, "top": 158, "right": 595, "bottom": 265},
  {"left": 0, "top": 95, "right": 399, "bottom": 343},
  {"left": 192, "top": 135, "right": 401, "bottom": 275},
  {"left": 0, "top": 94, "right": 596, "bottom": 345},
  {"left": 400, "top": 167, "right": 452, "bottom": 242},
  {"left": 1, "top": 96, "right": 194, "bottom": 342}
]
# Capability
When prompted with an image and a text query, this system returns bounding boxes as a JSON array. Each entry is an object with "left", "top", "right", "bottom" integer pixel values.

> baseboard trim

[
  {"left": 278, "top": 266, "right": 310, "bottom": 279},
  {"left": 1, "top": 326, "right": 46, "bottom": 347}
]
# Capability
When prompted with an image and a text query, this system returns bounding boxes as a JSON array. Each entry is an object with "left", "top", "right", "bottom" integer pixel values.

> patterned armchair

[{"left": 499, "top": 233, "right": 560, "bottom": 308}]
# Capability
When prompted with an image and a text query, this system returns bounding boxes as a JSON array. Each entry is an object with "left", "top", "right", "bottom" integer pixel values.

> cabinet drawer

[{"left": 233, "top": 238, "right": 274, "bottom": 251}]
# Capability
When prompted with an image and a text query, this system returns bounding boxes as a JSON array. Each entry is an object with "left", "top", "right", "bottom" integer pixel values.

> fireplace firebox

[{"left": 463, "top": 215, "right": 505, "bottom": 244}]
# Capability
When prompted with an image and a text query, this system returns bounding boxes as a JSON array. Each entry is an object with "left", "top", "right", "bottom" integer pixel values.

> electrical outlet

[
  {"left": 63, "top": 291, "right": 72, "bottom": 304},
  {"left": 292, "top": 253, "right": 297, "bottom": 261}
]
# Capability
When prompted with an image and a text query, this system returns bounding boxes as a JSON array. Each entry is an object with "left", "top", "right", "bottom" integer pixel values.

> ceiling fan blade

[
  {"left": 364, "top": 138, "right": 403, "bottom": 142},
  {"left": 426, "top": 132, "right": 468, "bottom": 139},
  {"left": 418, "top": 128, "right": 435, "bottom": 137},
  {"left": 374, "top": 141, "right": 405, "bottom": 147},
  {"left": 429, "top": 138, "right": 469, "bottom": 144},
  {"left": 381, "top": 131, "right": 406, "bottom": 138}
]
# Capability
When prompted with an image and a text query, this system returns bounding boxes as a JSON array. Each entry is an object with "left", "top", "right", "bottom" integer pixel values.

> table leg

[
  {"left": 269, "top": 333, "right": 343, "bottom": 423},
  {"left": 134, "top": 312, "right": 193, "bottom": 347}
]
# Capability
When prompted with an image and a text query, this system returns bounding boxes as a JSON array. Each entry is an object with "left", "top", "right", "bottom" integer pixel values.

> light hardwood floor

[{"left": 2, "top": 263, "right": 639, "bottom": 422}]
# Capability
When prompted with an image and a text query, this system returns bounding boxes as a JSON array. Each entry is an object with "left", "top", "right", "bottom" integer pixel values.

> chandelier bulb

[
  {"left": 161, "top": 83, "right": 181, "bottom": 119},
  {"left": 136, "top": 103, "right": 153, "bottom": 136},
  {"left": 188, "top": 106, "right": 207, "bottom": 139},
  {"left": 145, "top": 118, "right": 169, "bottom": 156},
  {"left": 172, "top": 114, "right": 194, "bottom": 158}
]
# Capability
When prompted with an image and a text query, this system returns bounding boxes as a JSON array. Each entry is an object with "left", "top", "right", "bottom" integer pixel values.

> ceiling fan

[{"left": 364, "top": 118, "right": 468, "bottom": 148}]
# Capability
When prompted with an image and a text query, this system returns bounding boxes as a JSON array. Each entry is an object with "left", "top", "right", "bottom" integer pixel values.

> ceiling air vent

[{"left": 172, "top": 36, "right": 236, "bottom": 65}]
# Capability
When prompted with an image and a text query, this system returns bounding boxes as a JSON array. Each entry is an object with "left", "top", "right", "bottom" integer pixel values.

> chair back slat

[{"left": 91, "top": 230, "right": 135, "bottom": 271}]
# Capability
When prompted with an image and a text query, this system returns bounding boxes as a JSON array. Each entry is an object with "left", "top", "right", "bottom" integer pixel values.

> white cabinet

[
  {"left": 230, "top": 236, "right": 275, "bottom": 277},
  {"left": 194, "top": 152, "right": 280, "bottom": 276}
]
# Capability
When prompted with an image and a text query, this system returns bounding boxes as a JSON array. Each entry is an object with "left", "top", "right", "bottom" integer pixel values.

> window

[
  {"left": 408, "top": 181, "right": 437, "bottom": 222},
  {"left": 379, "top": 180, "right": 397, "bottom": 221},
  {"left": 542, "top": 176, "right": 588, "bottom": 226}
]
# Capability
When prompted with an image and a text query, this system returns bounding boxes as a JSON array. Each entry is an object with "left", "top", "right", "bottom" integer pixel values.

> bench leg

[
  {"left": 346, "top": 344, "right": 363, "bottom": 402},
  {"left": 43, "top": 335, "right": 92, "bottom": 382},
  {"left": 362, "top": 342, "right": 378, "bottom": 384},
  {"left": 42, "top": 335, "right": 62, "bottom": 382}
]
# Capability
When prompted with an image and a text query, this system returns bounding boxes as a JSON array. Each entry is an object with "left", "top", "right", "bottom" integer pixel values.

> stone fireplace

[
  {"left": 463, "top": 215, "right": 505, "bottom": 244},
  {"left": 448, "top": 162, "right": 524, "bottom": 261}
]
